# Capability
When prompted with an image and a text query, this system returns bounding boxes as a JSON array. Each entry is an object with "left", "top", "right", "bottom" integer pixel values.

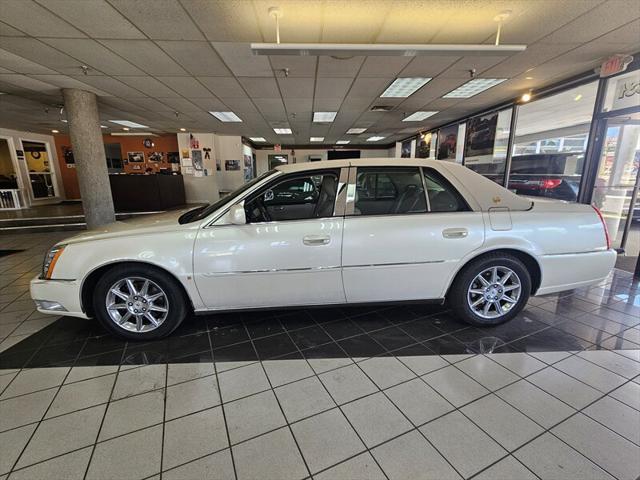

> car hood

[{"left": 60, "top": 208, "right": 197, "bottom": 245}]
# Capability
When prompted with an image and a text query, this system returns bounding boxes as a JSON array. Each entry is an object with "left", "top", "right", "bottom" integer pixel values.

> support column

[{"left": 62, "top": 88, "right": 115, "bottom": 228}]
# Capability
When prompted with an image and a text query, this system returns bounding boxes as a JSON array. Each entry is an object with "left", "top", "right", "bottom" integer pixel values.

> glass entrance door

[
  {"left": 592, "top": 112, "right": 640, "bottom": 273},
  {"left": 22, "top": 140, "right": 57, "bottom": 199}
]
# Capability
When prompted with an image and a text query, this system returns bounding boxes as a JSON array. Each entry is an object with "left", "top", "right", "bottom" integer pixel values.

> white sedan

[{"left": 31, "top": 159, "right": 616, "bottom": 340}]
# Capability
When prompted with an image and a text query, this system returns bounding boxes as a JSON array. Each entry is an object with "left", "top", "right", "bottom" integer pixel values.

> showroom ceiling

[{"left": 0, "top": 0, "right": 638, "bottom": 146}]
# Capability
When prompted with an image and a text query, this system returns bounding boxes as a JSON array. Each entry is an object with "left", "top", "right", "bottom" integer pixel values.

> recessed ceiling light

[
  {"left": 109, "top": 120, "right": 148, "bottom": 128},
  {"left": 381, "top": 77, "right": 431, "bottom": 98},
  {"left": 209, "top": 111, "right": 242, "bottom": 122},
  {"left": 180, "top": 127, "right": 186, "bottom": 132},
  {"left": 61, "top": 119, "right": 68, "bottom": 123},
  {"left": 574, "top": 94, "right": 583, "bottom": 101},
  {"left": 403, "top": 111, "right": 439, "bottom": 122},
  {"left": 122, "top": 127, "right": 130, "bottom": 131},
  {"left": 273, "top": 128, "right": 292, "bottom": 134},
  {"left": 100, "top": 125, "right": 107, "bottom": 129},
  {"left": 250, "top": 137, "right": 266, "bottom": 142},
  {"left": 520, "top": 92, "right": 532, "bottom": 102},
  {"left": 51, "top": 129, "right": 59, "bottom": 133},
  {"left": 310, "top": 137, "right": 324, "bottom": 142},
  {"left": 313, "top": 112, "right": 337, "bottom": 122},
  {"left": 367, "top": 136, "right": 385, "bottom": 141},
  {"left": 443, "top": 79, "right": 507, "bottom": 98},
  {"left": 336, "top": 140, "right": 350, "bottom": 144},
  {"left": 347, "top": 128, "right": 367, "bottom": 134}
]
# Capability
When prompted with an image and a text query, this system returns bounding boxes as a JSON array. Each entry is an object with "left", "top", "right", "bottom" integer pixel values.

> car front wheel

[
  {"left": 448, "top": 254, "right": 531, "bottom": 326},
  {"left": 93, "top": 264, "right": 188, "bottom": 340}
]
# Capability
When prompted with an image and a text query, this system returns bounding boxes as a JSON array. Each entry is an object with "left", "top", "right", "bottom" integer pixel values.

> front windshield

[{"left": 179, "top": 170, "right": 277, "bottom": 224}]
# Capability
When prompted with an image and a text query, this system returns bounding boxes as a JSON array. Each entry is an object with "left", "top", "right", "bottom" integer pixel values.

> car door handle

[
  {"left": 442, "top": 228, "right": 468, "bottom": 239},
  {"left": 303, "top": 235, "right": 330, "bottom": 246}
]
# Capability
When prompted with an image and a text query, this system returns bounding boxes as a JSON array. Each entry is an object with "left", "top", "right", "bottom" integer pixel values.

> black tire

[
  {"left": 448, "top": 253, "right": 531, "bottom": 326},
  {"left": 93, "top": 264, "right": 188, "bottom": 340}
]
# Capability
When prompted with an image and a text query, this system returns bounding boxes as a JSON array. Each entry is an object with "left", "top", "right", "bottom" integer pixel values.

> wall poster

[
  {"left": 415, "top": 132, "right": 432, "bottom": 158},
  {"left": 465, "top": 112, "right": 498, "bottom": 158},
  {"left": 191, "top": 150, "right": 203, "bottom": 171},
  {"left": 127, "top": 152, "right": 145, "bottom": 163},
  {"left": 148, "top": 152, "right": 164, "bottom": 162},
  {"left": 225, "top": 160, "right": 241, "bottom": 171},
  {"left": 437, "top": 126, "right": 458, "bottom": 160},
  {"left": 400, "top": 139, "right": 412, "bottom": 158}
]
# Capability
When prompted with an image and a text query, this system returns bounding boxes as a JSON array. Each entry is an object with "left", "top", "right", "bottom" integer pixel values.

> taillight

[
  {"left": 541, "top": 179, "right": 562, "bottom": 189},
  {"left": 592, "top": 205, "right": 611, "bottom": 249}
]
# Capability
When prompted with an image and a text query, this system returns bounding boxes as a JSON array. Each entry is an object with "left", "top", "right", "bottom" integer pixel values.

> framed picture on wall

[
  {"left": 416, "top": 132, "right": 432, "bottom": 158},
  {"left": 400, "top": 139, "right": 412, "bottom": 158},
  {"left": 167, "top": 152, "right": 179, "bottom": 164},
  {"left": 225, "top": 160, "right": 241, "bottom": 171},
  {"left": 148, "top": 152, "right": 164, "bottom": 162},
  {"left": 127, "top": 152, "right": 145, "bottom": 163},
  {"left": 437, "top": 125, "right": 458, "bottom": 160},
  {"left": 192, "top": 150, "right": 203, "bottom": 170},
  {"left": 465, "top": 112, "right": 498, "bottom": 158},
  {"left": 63, "top": 146, "right": 74, "bottom": 164}
]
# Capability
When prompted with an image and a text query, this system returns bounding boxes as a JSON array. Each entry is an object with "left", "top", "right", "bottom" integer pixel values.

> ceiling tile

[
  {"left": 438, "top": 55, "right": 508, "bottom": 79},
  {"left": 313, "top": 98, "right": 344, "bottom": 111},
  {"left": 115, "top": 76, "right": 180, "bottom": 97},
  {"left": 211, "top": 43, "right": 273, "bottom": 77},
  {"left": 0, "top": 74, "right": 60, "bottom": 94},
  {"left": 0, "top": 38, "right": 85, "bottom": 75},
  {"left": 1, "top": 0, "right": 86, "bottom": 38},
  {"left": 155, "top": 41, "right": 231, "bottom": 76},
  {"left": 282, "top": 97, "right": 312, "bottom": 114},
  {"left": 199, "top": 77, "right": 246, "bottom": 98},
  {"left": 277, "top": 77, "right": 314, "bottom": 98},
  {"left": 253, "top": 0, "right": 323, "bottom": 42},
  {"left": 183, "top": 0, "right": 261, "bottom": 42},
  {"left": 0, "top": 20, "right": 26, "bottom": 36},
  {"left": 320, "top": 0, "right": 390, "bottom": 43},
  {"left": 99, "top": 40, "right": 187, "bottom": 75},
  {"left": 317, "top": 56, "right": 365, "bottom": 77},
  {"left": 202, "top": 97, "right": 242, "bottom": 112},
  {"left": 40, "top": 0, "right": 145, "bottom": 39},
  {"left": 237, "top": 77, "right": 280, "bottom": 98},
  {"left": 155, "top": 97, "right": 201, "bottom": 112},
  {"left": 156, "top": 76, "right": 213, "bottom": 97},
  {"left": 315, "top": 77, "right": 353, "bottom": 99},
  {"left": 348, "top": 77, "right": 392, "bottom": 97},
  {"left": 108, "top": 0, "right": 204, "bottom": 40},
  {"left": 398, "top": 56, "right": 461, "bottom": 77},
  {"left": 269, "top": 56, "right": 317, "bottom": 77},
  {"left": 359, "top": 57, "right": 413, "bottom": 77},
  {"left": 0, "top": 48, "right": 59, "bottom": 75},
  {"left": 69, "top": 75, "right": 147, "bottom": 97},
  {"left": 41, "top": 39, "right": 144, "bottom": 75}
]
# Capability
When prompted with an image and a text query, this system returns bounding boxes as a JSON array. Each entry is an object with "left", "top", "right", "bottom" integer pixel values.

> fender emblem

[{"left": 492, "top": 196, "right": 501, "bottom": 203}]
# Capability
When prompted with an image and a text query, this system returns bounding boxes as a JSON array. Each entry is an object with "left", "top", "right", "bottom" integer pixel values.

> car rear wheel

[
  {"left": 448, "top": 253, "right": 531, "bottom": 326},
  {"left": 93, "top": 264, "right": 188, "bottom": 340}
]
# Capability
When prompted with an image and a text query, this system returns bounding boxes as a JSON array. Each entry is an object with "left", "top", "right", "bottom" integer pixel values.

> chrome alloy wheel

[
  {"left": 467, "top": 266, "right": 521, "bottom": 319},
  {"left": 105, "top": 277, "right": 169, "bottom": 333}
]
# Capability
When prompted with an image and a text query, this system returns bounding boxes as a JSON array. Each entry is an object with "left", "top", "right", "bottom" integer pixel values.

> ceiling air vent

[{"left": 370, "top": 105, "right": 394, "bottom": 112}]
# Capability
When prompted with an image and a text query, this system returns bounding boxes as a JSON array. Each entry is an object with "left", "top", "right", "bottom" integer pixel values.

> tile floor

[{"left": 0, "top": 232, "right": 639, "bottom": 480}]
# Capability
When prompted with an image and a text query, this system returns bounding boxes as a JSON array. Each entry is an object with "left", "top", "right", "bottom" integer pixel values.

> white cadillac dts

[{"left": 31, "top": 159, "right": 616, "bottom": 340}]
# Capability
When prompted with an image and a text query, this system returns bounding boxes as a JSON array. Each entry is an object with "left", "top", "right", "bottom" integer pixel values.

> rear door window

[{"left": 354, "top": 167, "right": 427, "bottom": 215}]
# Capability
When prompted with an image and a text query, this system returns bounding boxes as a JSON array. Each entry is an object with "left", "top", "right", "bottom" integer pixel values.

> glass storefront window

[
  {"left": 463, "top": 109, "right": 512, "bottom": 184},
  {"left": 509, "top": 81, "right": 598, "bottom": 202}
]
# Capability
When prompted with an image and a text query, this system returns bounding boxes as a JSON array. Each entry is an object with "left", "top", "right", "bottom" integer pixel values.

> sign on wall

[{"left": 612, "top": 74, "right": 640, "bottom": 111}]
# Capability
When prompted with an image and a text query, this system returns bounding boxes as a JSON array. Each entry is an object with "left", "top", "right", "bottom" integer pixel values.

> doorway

[
  {"left": 591, "top": 112, "right": 640, "bottom": 273},
  {"left": 22, "top": 140, "right": 57, "bottom": 199}
]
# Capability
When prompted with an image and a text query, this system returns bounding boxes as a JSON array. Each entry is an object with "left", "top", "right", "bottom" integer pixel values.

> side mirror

[{"left": 229, "top": 203, "right": 246, "bottom": 225}]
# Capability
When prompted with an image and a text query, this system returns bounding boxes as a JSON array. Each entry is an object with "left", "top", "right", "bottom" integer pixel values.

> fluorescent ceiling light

[
  {"left": 250, "top": 137, "right": 266, "bottom": 142},
  {"left": 367, "top": 136, "right": 385, "bottom": 141},
  {"left": 251, "top": 43, "right": 526, "bottom": 57},
  {"left": 313, "top": 111, "right": 337, "bottom": 122},
  {"left": 273, "top": 128, "right": 292, "bottom": 134},
  {"left": 61, "top": 119, "right": 68, "bottom": 123},
  {"left": 347, "top": 128, "right": 367, "bottom": 134},
  {"left": 336, "top": 140, "right": 350, "bottom": 144},
  {"left": 111, "top": 132, "right": 159, "bottom": 137},
  {"left": 403, "top": 111, "right": 439, "bottom": 121},
  {"left": 381, "top": 78, "right": 431, "bottom": 98},
  {"left": 109, "top": 120, "right": 148, "bottom": 128},
  {"left": 310, "top": 137, "right": 324, "bottom": 142},
  {"left": 100, "top": 125, "right": 108, "bottom": 128},
  {"left": 209, "top": 111, "right": 242, "bottom": 122},
  {"left": 443, "top": 79, "right": 507, "bottom": 98}
]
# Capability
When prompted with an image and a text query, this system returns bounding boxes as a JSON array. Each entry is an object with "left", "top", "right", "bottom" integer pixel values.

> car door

[
  {"left": 342, "top": 166, "right": 485, "bottom": 303},
  {"left": 193, "top": 168, "right": 347, "bottom": 310}
]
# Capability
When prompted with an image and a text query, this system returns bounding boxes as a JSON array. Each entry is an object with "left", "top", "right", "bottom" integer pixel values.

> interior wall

[
  {"left": 215, "top": 135, "right": 245, "bottom": 193},
  {"left": 176, "top": 132, "right": 219, "bottom": 204},
  {"left": 53, "top": 134, "right": 179, "bottom": 200},
  {"left": 254, "top": 148, "right": 393, "bottom": 175}
]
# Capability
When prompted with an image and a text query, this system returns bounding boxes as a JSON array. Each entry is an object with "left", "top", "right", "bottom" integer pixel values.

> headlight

[{"left": 42, "top": 245, "right": 66, "bottom": 279}]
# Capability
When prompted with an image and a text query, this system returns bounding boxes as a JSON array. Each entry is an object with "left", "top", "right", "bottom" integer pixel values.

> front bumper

[{"left": 30, "top": 276, "right": 89, "bottom": 319}]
